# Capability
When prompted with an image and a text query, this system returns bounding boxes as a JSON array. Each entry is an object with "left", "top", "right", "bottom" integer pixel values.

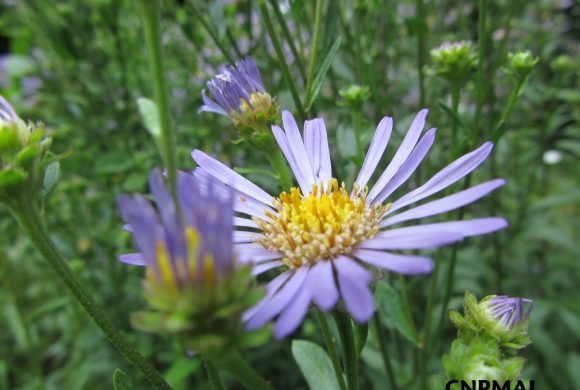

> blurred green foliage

[{"left": 0, "top": 0, "right": 578, "bottom": 389}]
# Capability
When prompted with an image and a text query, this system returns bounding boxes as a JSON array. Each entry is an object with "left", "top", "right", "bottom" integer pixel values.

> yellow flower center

[{"left": 254, "top": 179, "right": 387, "bottom": 268}]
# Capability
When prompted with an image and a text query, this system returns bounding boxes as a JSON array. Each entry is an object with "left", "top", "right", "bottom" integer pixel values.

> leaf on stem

[
  {"left": 292, "top": 339, "right": 341, "bottom": 390},
  {"left": 304, "top": 36, "right": 343, "bottom": 111}
]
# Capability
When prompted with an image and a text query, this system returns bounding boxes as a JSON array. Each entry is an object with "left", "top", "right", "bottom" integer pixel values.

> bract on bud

[{"left": 429, "top": 41, "right": 477, "bottom": 86}]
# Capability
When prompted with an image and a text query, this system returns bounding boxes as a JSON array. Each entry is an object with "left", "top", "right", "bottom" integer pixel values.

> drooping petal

[
  {"left": 234, "top": 243, "right": 281, "bottom": 263},
  {"left": 245, "top": 266, "right": 309, "bottom": 330},
  {"left": 381, "top": 179, "right": 506, "bottom": 227},
  {"left": 274, "top": 288, "right": 312, "bottom": 339},
  {"left": 243, "top": 270, "right": 293, "bottom": 322},
  {"left": 119, "top": 253, "right": 146, "bottom": 266},
  {"left": 251, "top": 261, "right": 285, "bottom": 276},
  {"left": 334, "top": 256, "right": 375, "bottom": 323},
  {"left": 372, "top": 128, "right": 436, "bottom": 204},
  {"left": 355, "top": 116, "right": 393, "bottom": 192},
  {"left": 369, "top": 109, "right": 429, "bottom": 201},
  {"left": 354, "top": 250, "right": 433, "bottom": 275},
  {"left": 198, "top": 89, "right": 228, "bottom": 115},
  {"left": 192, "top": 149, "right": 273, "bottom": 206},
  {"left": 389, "top": 142, "right": 494, "bottom": 213},
  {"left": 305, "top": 260, "right": 339, "bottom": 311}
]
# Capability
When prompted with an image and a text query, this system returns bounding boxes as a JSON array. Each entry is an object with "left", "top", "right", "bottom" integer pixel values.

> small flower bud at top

[
  {"left": 338, "top": 84, "right": 371, "bottom": 111},
  {"left": 429, "top": 41, "right": 478, "bottom": 86},
  {"left": 199, "top": 56, "right": 280, "bottom": 137},
  {"left": 506, "top": 51, "right": 539, "bottom": 80}
]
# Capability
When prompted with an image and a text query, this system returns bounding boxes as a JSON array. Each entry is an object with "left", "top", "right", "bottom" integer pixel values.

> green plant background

[{"left": 0, "top": 0, "right": 578, "bottom": 389}]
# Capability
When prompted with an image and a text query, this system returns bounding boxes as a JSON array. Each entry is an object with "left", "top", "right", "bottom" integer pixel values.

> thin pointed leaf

[{"left": 304, "top": 36, "right": 343, "bottom": 111}]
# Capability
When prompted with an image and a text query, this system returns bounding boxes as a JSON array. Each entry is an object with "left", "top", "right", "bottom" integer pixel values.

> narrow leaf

[
  {"left": 305, "top": 36, "right": 342, "bottom": 111},
  {"left": 41, "top": 162, "right": 60, "bottom": 199},
  {"left": 112, "top": 369, "right": 133, "bottom": 390}
]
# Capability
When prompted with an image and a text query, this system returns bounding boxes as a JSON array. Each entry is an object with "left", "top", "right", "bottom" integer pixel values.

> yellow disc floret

[{"left": 255, "top": 179, "right": 388, "bottom": 268}]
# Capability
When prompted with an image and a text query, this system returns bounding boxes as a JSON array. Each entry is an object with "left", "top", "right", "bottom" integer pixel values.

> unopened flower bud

[
  {"left": 199, "top": 56, "right": 280, "bottom": 137},
  {"left": 429, "top": 41, "right": 477, "bottom": 86},
  {"left": 338, "top": 84, "right": 371, "bottom": 111},
  {"left": 0, "top": 95, "right": 55, "bottom": 201},
  {"left": 505, "top": 51, "right": 539, "bottom": 81}
]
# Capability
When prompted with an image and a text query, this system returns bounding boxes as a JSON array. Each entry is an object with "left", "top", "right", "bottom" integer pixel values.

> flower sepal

[{"left": 132, "top": 262, "right": 267, "bottom": 353}]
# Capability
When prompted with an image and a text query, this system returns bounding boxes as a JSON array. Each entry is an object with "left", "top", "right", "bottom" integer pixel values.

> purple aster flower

[
  {"left": 484, "top": 295, "right": 533, "bottom": 330},
  {"left": 199, "top": 57, "right": 279, "bottom": 133},
  {"left": 118, "top": 169, "right": 235, "bottom": 287},
  {"left": 199, "top": 56, "right": 267, "bottom": 116},
  {"left": 0, "top": 94, "right": 19, "bottom": 123},
  {"left": 191, "top": 109, "right": 507, "bottom": 338}
]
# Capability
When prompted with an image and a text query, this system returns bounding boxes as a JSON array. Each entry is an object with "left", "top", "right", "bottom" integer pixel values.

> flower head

[
  {"left": 450, "top": 292, "right": 533, "bottom": 349},
  {"left": 429, "top": 41, "right": 477, "bottom": 85},
  {"left": 199, "top": 57, "right": 279, "bottom": 134},
  {"left": 192, "top": 110, "right": 507, "bottom": 338},
  {"left": 505, "top": 51, "right": 539, "bottom": 81},
  {"left": 118, "top": 170, "right": 263, "bottom": 351},
  {"left": 0, "top": 95, "right": 53, "bottom": 202}
]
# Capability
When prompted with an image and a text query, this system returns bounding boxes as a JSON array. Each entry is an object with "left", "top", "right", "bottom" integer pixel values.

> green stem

[
  {"left": 265, "top": 148, "right": 294, "bottom": 191},
  {"left": 415, "top": 0, "right": 427, "bottom": 107},
  {"left": 418, "top": 250, "right": 442, "bottom": 388},
  {"left": 372, "top": 316, "right": 397, "bottom": 390},
  {"left": 315, "top": 309, "right": 347, "bottom": 390},
  {"left": 304, "top": 0, "right": 324, "bottom": 109},
  {"left": 268, "top": 0, "right": 307, "bottom": 83},
  {"left": 206, "top": 349, "right": 274, "bottom": 390},
  {"left": 187, "top": 2, "right": 235, "bottom": 64},
  {"left": 436, "top": 177, "right": 471, "bottom": 336},
  {"left": 352, "top": 109, "right": 363, "bottom": 157},
  {"left": 474, "top": 0, "right": 488, "bottom": 133},
  {"left": 204, "top": 357, "right": 226, "bottom": 390},
  {"left": 259, "top": 0, "right": 307, "bottom": 122},
  {"left": 138, "top": 0, "right": 177, "bottom": 197},
  {"left": 495, "top": 78, "right": 525, "bottom": 134},
  {"left": 398, "top": 275, "right": 420, "bottom": 342},
  {"left": 450, "top": 84, "right": 461, "bottom": 157},
  {"left": 9, "top": 200, "right": 171, "bottom": 390},
  {"left": 333, "top": 311, "right": 359, "bottom": 390}
]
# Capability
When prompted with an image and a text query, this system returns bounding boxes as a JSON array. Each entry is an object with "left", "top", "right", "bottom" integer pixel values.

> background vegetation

[{"left": 0, "top": 0, "right": 578, "bottom": 388}]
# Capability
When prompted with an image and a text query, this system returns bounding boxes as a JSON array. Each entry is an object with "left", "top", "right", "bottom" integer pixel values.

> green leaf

[
  {"left": 41, "top": 162, "right": 60, "bottom": 199},
  {"left": 137, "top": 97, "right": 161, "bottom": 138},
  {"left": 304, "top": 36, "right": 342, "bottom": 111},
  {"left": 292, "top": 340, "right": 340, "bottom": 390},
  {"left": 354, "top": 322, "right": 368, "bottom": 357},
  {"left": 112, "top": 368, "right": 133, "bottom": 390},
  {"left": 375, "top": 281, "right": 419, "bottom": 345},
  {"left": 490, "top": 122, "right": 508, "bottom": 143}
]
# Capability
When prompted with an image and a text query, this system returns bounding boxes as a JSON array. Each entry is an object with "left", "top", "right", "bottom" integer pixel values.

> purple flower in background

[
  {"left": 192, "top": 109, "right": 507, "bottom": 338},
  {"left": 485, "top": 295, "right": 533, "bottom": 330},
  {"left": 118, "top": 169, "right": 235, "bottom": 288},
  {"left": 0, "top": 94, "right": 19, "bottom": 123},
  {"left": 199, "top": 56, "right": 266, "bottom": 116},
  {"left": 199, "top": 56, "right": 279, "bottom": 133}
]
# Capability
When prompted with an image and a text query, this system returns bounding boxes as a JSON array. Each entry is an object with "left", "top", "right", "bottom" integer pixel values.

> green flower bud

[
  {"left": 429, "top": 41, "right": 478, "bottom": 86},
  {"left": 505, "top": 51, "right": 539, "bottom": 81},
  {"left": 0, "top": 96, "right": 56, "bottom": 202},
  {"left": 338, "top": 84, "right": 371, "bottom": 111}
]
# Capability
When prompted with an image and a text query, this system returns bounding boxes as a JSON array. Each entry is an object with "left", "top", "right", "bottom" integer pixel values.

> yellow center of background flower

[{"left": 255, "top": 179, "right": 387, "bottom": 268}]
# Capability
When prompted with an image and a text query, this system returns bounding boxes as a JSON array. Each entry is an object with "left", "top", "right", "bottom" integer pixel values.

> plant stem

[
  {"left": 398, "top": 275, "right": 419, "bottom": 342},
  {"left": 450, "top": 84, "right": 461, "bottom": 157},
  {"left": 204, "top": 357, "right": 226, "bottom": 390},
  {"left": 265, "top": 148, "right": 294, "bottom": 191},
  {"left": 415, "top": 0, "right": 427, "bottom": 107},
  {"left": 418, "top": 250, "right": 442, "bottom": 389},
  {"left": 315, "top": 309, "right": 347, "bottom": 390},
  {"left": 9, "top": 200, "right": 171, "bottom": 390},
  {"left": 333, "top": 311, "right": 359, "bottom": 390},
  {"left": 206, "top": 349, "right": 274, "bottom": 390},
  {"left": 372, "top": 316, "right": 397, "bottom": 390},
  {"left": 138, "top": 0, "right": 178, "bottom": 197},
  {"left": 259, "top": 0, "right": 306, "bottom": 122},
  {"left": 474, "top": 0, "right": 488, "bottom": 133},
  {"left": 352, "top": 108, "right": 363, "bottom": 156},
  {"left": 304, "top": 0, "right": 324, "bottom": 109},
  {"left": 187, "top": 2, "right": 235, "bottom": 64},
  {"left": 268, "top": 0, "right": 307, "bottom": 83}
]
